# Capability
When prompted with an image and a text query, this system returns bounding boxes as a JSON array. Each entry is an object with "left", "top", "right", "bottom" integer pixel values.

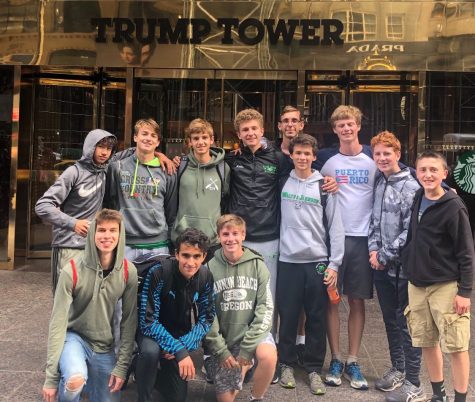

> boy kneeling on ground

[
  {"left": 42, "top": 209, "right": 138, "bottom": 402},
  {"left": 204, "top": 214, "right": 277, "bottom": 402}
]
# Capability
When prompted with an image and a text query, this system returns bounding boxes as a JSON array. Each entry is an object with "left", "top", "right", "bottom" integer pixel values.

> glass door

[
  {"left": 18, "top": 68, "right": 126, "bottom": 257},
  {"left": 305, "top": 71, "right": 418, "bottom": 165}
]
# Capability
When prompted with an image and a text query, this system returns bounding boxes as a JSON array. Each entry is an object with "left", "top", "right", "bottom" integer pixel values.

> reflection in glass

[{"left": 0, "top": 67, "right": 13, "bottom": 262}]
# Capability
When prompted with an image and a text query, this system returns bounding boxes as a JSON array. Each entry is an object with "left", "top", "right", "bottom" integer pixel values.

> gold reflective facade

[{"left": 0, "top": 1, "right": 474, "bottom": 71}]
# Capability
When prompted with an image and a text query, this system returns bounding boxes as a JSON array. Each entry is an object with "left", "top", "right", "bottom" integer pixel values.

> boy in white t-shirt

[{"left": 316, "top": 105, "right": 377, "bottom": 390}]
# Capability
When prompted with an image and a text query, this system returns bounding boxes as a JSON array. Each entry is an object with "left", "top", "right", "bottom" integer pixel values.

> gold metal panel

[{"left": 0, "top": 1, "right": 474, "bottom": 71}]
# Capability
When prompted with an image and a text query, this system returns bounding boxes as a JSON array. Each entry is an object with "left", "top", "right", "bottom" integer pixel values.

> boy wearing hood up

[
  {"left": 171, "top": 118, "right": 230, "bottom": 259},
  {"left": 204, "top": 214, "right": 277, "bottom": 402},
  {"left": 277, "top": 134, "right": 344, "bottom": 395},
  {"left": 42, "top": 209, "right": 138, "bottom": 402},
  {"left": 35, "top": 129, "right": 118, "bottom": 291},
  {"left": 105, "top": 118, "right": 177, "bottom": 259}
]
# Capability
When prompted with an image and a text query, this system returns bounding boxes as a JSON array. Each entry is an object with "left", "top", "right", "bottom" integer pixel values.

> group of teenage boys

[{"left": 37, "top": 103, "right": 473, "bottom": 402}]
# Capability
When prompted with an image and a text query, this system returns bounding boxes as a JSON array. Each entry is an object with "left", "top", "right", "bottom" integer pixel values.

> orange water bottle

[{"left": 327, "top": 286, "right": 341, "bottom": 304}]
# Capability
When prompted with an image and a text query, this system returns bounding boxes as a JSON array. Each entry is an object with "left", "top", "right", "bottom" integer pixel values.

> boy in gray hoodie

[
  {"left": 42, "top": 209, "right": 138, "bottom": 402},
  {"left": 35, "top": 129, "right": 118, "bottom": 290},
  {"left": 205, "top": 214, "right": 277, "bottom": 402},
  {"left": 277, "top": 134, "right": 345, "bottom": 395},
  {"left": 105, "top": 118, "right": 177, "bottom": 260}
]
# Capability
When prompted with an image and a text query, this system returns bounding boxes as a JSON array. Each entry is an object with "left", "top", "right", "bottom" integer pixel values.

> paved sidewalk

[{"left": 0, "top": 260, "right": 473, "bottom": 401}]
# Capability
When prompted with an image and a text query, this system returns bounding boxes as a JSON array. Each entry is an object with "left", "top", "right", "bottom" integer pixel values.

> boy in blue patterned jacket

[{"left": 136, "top": 228, "right": 215, "bottom": 402}]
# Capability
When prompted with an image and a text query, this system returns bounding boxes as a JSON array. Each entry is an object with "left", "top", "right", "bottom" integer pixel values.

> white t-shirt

[{"left": 319, "top": 145, "right": 377, "bottom": 236}]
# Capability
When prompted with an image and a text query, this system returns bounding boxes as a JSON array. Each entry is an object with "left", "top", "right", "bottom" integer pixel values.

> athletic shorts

[
  {"left": 204, "top": 333, "right": 275, "bottom": 395},
  {"left": 406, "top": 281, "right": 470, "bottom": 353},
  {"left": 337, "top": 236, "right": 373, "bottom": 299}
]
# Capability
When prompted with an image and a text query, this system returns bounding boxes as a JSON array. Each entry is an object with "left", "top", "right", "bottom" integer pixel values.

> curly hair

[
  {"left": 370, "top": 131, "right": 401, "bottom": 153},
  {"left": 176, "top": 228, "right": 210, "bottom": 254},
  {"left": 234, "top": 109, "right": 264, "bottom": 132}
]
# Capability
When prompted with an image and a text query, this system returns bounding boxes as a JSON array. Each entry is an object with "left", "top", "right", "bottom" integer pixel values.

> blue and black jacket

[{"left": 139, "top": 258, "right": 215, "bottom": 362}]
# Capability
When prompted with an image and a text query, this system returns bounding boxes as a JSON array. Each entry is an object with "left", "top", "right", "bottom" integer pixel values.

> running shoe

[
  {"left": 324, "top": 359, "right": 344, "bottom": 386},
  {"left": 344, "top": 361, "right": 368, "bottom": 390}
]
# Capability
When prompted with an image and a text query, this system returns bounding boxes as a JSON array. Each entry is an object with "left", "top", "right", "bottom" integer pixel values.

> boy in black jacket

[
  {"left": 136, "top": 228, "right": 215, "bottom": 402},
  {"left": 403, "top": 151, "right": 474, "bottom": 402}
]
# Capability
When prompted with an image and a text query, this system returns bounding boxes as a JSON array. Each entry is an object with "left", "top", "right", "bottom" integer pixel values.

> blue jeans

[
  {"left": 374, "top": 271, "right": 422, "bottom": 385},
  {"left": 58, "top": 331, "right": 120, "bottom": 402}
]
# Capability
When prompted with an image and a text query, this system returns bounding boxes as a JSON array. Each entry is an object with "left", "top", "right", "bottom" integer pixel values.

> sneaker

[
  {"left": 296, "top": 344, "right": 305, "bottom": 368},
  {"left": 324, "top": 359, "right": 344, "bottom": 386},
  {"left": 430, "top": 396, "right": 449, "bottom": 402},
  {"left": 271, "top": 362, "right": 280, "bottom": 384},
  {"left": 279, "top": 364, "right": 296, "bottom": 389},
  {"left": 249, "top": 397, "right": 263, "bottom": 402},
  {"left": 385, "top": 380, "right": 425, "bottom": 402},
  {"left": 344, "top": 362, "right": 369, "bottom": 390},
  {"left": 309, "top": 372, "right": 326, "bottom": 395},
  {"left": 375, "top": 367, "right": 405, "bottom": 392}
]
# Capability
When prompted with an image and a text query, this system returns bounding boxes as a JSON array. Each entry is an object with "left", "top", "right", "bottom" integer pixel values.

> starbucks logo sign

[{"left": 453, "top": 151, "right": 475, "bottom": 194}]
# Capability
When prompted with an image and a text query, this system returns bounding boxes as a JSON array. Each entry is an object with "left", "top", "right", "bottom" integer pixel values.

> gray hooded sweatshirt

[
  {"left": 35, "top": 129, "right": 117, "bottom": 248},
  {"left": 279, "top": 170, "right": 345, "bottom": 271}
]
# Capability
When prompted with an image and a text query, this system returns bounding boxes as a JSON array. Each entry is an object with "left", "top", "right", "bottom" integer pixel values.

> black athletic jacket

[
  {"left": 225, "top": 145, "right": 285, "bottom": 242},
  {"left": 139, "top": 259, "right": 215, "bottom": 361},
  {"left": 402, "top": 188, "right": 474, "bottom": 297}
]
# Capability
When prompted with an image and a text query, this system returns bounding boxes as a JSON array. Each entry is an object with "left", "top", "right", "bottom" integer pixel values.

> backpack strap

[
  {"left": 70, "top": 259, "right": 77, "bottom": 294},
  {"left": 124, "top": 258, "right": 129, "bottom": 283}
]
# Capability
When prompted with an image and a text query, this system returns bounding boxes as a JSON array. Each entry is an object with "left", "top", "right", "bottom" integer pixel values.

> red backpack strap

[
  {"left": 70, "top": 259, "right": 77, "bottom": 294},
  {"left": 123, "top": 259, "right": 129, "bottom": 283}
]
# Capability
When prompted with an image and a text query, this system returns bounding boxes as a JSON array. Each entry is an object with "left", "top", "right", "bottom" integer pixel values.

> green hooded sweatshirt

[
  {"left": 44, "top": 218, "right": 138, "bottom": 389},
  {"left": 171, "top": 147, "right": 230, "bottom": 245},
  {"left": 204, "top": 247, "right": 273, "bottom": 362}
]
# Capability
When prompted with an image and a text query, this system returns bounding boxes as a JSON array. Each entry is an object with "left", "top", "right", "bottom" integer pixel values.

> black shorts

[{"left": 337, "top": 236, "right": 373, "bottom": 299}]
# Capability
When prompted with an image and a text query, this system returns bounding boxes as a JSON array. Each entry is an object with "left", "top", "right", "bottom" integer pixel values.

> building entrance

[
  {"left": 17, "top": 67, "right": 126, "bottom": 257},
  {"left": 13, "top": 67, "right": 419, "bottom": 260},
  {"left": 305, "top": 71, "right": 419, "bottom": 165}
]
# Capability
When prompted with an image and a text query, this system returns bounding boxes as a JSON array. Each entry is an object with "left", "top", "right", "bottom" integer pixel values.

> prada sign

[{"left": 91, "top": 18, "right": 344, "bottom": 46}]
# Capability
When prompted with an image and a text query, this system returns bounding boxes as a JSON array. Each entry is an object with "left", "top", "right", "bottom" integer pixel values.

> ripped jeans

[{"left": 57, "top": 331, "right": 119, "bottom": 402}]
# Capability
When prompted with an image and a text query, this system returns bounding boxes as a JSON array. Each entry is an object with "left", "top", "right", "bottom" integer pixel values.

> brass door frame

[
  {"left": 0, "top": 66, "right": 21, "bottom": 270},
  {"left": 21, "top": 68, "right": 128, "bottom": 259}
]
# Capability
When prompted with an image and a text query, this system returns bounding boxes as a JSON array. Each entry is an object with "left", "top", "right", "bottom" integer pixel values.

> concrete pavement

[{"left": 0, "top": 259, "right": 473, "bottom": 401}]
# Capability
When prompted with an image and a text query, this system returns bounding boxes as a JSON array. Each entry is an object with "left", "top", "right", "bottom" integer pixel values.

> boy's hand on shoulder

[
  {"left": 178, "top": 356, "right": 195, "bottom": 381},
  {"left": 172, "top": 155, "right": 181, "bottom": 168},
  {"left": 156, "top": 152, "right": 177, "bottom": 175},
  {"left": 322, "top": 176, "right": 338, "bottom": 194},
  {"left": 453, "top": 295, "right": 471, "bottom": 315},
  {"left": 74, "top": 219, "right": 90, "bottom": 237},
  {"left": 42, "top": 387, "right": 57, "bottom": 402}
]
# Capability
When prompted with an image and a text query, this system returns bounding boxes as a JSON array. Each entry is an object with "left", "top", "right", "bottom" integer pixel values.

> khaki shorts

[{"left": 405, "top": 281, "right": 470, "bottom": 353}]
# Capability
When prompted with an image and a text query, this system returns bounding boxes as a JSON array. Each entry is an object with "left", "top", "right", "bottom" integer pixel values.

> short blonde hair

[
  {"left": 280, "top": 105, "right": 301, "bottom": 119},
  {"left": 134, "top": 118, "right": 160, "bottom": 140},
  {"left": 217, "top": 214, "right": 246, "bottom": 234},
  {"left": 234, "top": 109, "right": 264, "bottom": 132},
  {"left": 330, "top": 105, "right": 362, "bottom": 128},
  {"left": 370, "top": 131, "right": 401, "bottom": 153},
  {"left": 186, "top": 118, "right": 213, "bottom": 139}
]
